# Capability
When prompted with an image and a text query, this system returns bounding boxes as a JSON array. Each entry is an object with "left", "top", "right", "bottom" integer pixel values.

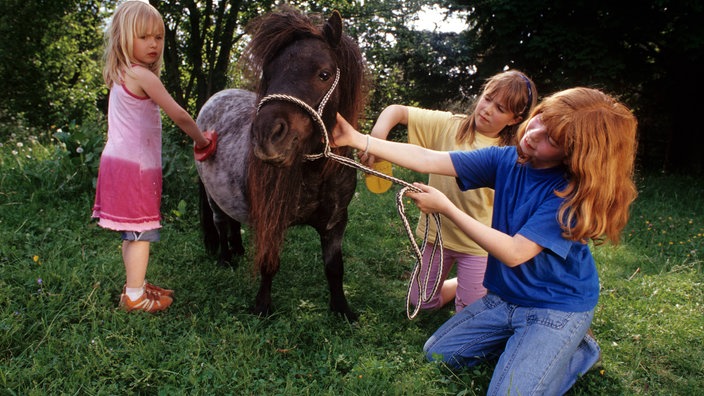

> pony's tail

[{"left": 199, "top": 177, "right": 219, "bottom": 255}]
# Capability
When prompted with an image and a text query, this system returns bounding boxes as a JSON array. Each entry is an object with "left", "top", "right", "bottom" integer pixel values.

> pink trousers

[{"left": 409, "top": 242, "right": 488, "bottom": 312}]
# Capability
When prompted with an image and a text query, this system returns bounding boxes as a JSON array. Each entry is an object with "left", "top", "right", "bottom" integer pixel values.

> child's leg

[
  {"left": 555, "top": 331, "right": 601, "bottom": 394},
  {"left": 121, "top": 230, "right": 161, "bottom": 288},
  {"left": 423, "top": 293, "right": 510, "bottom": 369},
  {"left": 438, "top": 277, "right": 457, "bottom": 307},
  {"left": 453, "top": 254, "right": 488, "bottom": 312},
  {"left": 123, "top": 240, "right": 150, "bottom": 288},
  {"left": 118, "top": 230, "right": 172, "bottom": 312},
  {"left": 487, "top": 306, "right": 595, "bottom": 396},
  {"left": 409, "top": 242, "right": 455, "bottom": 310}
]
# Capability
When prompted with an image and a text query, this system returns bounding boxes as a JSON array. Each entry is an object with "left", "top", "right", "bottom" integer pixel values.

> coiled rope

[{"left": 257, "top": 69, "right": 444, "bottom": 319}]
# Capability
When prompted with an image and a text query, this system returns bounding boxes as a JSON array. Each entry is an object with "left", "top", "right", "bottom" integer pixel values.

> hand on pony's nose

[{"left": 331, "top": 113, "right": 357, "bottom": 148}]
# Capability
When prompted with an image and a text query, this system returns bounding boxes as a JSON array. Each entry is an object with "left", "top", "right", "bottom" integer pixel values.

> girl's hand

[
  {"left": 194, "top": 130, "right": 217, "bottom": 161},
  {"left": 359, "top": 151, "right": 376, "bottom": 167},
  {"left": 332, "top": 113, "right": 359, "bottom": 148},
  {"left": 333, "top": 114, "right": 377, "bottom": 165},
  {"left": 405, "top": 182, "right": 454, "bottom": 215}
]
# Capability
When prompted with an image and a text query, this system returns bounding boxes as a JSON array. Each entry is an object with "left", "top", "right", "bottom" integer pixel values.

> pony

[{"left": 195, "top": 6, "right": 367, "bottom": 321}]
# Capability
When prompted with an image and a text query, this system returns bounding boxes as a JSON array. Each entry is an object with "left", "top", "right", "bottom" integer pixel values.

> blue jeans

[{"left": 423, "top": 293, "right": 600, "bottom": 395}]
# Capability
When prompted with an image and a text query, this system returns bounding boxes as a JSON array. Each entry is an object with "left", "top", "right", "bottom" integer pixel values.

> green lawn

[{"left": 1, "top": 127, "right": 702, "bottom": 394}]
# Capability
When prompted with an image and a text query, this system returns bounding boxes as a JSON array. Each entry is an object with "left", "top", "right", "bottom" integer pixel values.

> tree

[
  {"left": 330, "top": 0, "right": 475, "bottom": 122},
  {"left": 153, "top": 0, "right": 460, "bottom": 125},
  {"left": 0, "top": 0, "right": 113, "bottom": 129},
  {"left": 442, "top": 0, "right": 704, "bottom": 174},
  {"left": 152, "top": 0, "right": 277, "bottom": 114},
  {"left": 6, "top": 1, "right": 701, "bottom": 173}
]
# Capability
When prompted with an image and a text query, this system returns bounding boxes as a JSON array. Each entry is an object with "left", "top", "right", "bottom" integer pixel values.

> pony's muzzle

[{"left": 253, "top": 108, "right": 315, "bottom": 166}]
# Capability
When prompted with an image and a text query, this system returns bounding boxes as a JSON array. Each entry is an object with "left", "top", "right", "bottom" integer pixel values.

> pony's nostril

[{"left": 270, "top": 119, "right": 287, "bottom": 143}]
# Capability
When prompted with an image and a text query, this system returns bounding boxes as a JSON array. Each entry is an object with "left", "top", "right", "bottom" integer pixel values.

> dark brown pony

[{"left": 195, "top": 6, "right": 367, "bottom": 320}]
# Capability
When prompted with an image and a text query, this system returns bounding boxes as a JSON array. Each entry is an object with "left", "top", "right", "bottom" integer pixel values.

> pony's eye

[{"left": 319, "top": 71, "right": 332, "bottom": 81}]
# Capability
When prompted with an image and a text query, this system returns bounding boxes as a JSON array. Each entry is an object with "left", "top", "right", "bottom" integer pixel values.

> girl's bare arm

[
  {"left": 407, "top": 183, "right": 543, "bottom": 267},
  {"left": 333, "top": 114, "right": 456, "bottom": 176}
]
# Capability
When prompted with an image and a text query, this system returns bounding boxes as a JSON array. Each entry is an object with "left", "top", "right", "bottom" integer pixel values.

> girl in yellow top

[{"left": 361, "top": 70, "right": 537, "bottom": 312}]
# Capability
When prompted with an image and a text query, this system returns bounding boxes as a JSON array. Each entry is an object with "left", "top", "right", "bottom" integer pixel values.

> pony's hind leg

[
  {"left": 212, "top": 205, "right": 244, "bottom": 267},
  {"left": 202, "top": 194, "right": 244, "bottom": 268},
  {"left": 227, "top": 217, "right": 245, "bottom": 257}
]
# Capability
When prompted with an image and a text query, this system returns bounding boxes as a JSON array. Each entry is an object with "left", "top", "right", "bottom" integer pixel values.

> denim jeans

[
  {"left": 121, "top": 229, "right": 160, "bottom": 242},
  {"left": 424, "top": 293, "right": 600, "bottom": 395}
]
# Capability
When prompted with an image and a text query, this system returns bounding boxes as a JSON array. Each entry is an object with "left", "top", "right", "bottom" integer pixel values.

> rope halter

[
  {"left": 256, "top": 68, "right": 340, "bottom": 160},
  {"left": 255, "top": 67, "right": 444, "bottom": 320}
]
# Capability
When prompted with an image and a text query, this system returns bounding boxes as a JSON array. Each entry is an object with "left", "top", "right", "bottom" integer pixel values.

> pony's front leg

[{"left": 320, "top": 221, "right": 357, "bottom": 321}]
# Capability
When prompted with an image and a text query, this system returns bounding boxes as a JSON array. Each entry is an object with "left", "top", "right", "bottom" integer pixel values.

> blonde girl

[
  {"left": 362, "top": 70, "right": 537, "bottom": 312},
  {"left": 333, "top": 87, "right": 638, "bottom": 394},
  {"left": 93, "top": 1, "right": 216, "bottom": 313}
]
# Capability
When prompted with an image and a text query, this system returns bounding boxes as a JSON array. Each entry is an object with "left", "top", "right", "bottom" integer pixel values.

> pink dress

[{"left": 92, "top": 83, "right": 162, "bottom": 232}]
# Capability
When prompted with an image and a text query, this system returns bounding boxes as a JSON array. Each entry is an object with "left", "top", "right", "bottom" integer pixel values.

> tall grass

[{"left": 1, "top": 123, "right": 702, "bottom": 395}]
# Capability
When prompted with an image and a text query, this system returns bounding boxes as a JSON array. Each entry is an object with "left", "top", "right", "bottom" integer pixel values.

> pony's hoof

[
  {"left": 341, "top": 310, "right": 358, "bottom": 322},
  {"left": 331, "top": 305, "right": 358, "bottom": 322},
  {"left": 217, "top": 252, "right": 240, "bottom": 268},
  {"left": 250, "top": 304, "right": 273, "bottom": 317},
  {"left": 330, "top": 300, "right": 357, "bottom": 321},
  {"left": 217, "top": 258, "right": 238, "bottom": 268}
]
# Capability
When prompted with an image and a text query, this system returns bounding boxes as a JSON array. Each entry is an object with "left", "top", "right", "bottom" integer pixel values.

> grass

[{"left": 1, "top": 124, "right": 703, "bottom": 395}]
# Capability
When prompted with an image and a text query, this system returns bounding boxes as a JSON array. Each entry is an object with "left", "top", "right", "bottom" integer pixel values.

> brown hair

[{"left": 456, "top": 70, "right": 537, "bottom": 146}]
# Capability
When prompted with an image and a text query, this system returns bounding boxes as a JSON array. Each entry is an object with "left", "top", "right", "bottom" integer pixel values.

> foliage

[
  {"left": 150, "top": 0, "right": 470, "bottom": 131},
  {"left": 0, "top": 118, "right": 104, "bottom": 203},
  {"left": 4, "top": 0, "right": 702, "bottom": 173},
  {"left": 336, "top": 0, "right": 478, "bottom": 124},
  {"left": 152, "top": 0, "right": 277, "bottom": 113},
  {"left": 441, "top": 0, "right": 704, "bottom": 174},
  {"left": 0, "top": 0, "right": 113, "bottom": 130},
  {"left": 1, "top": 121, "right": 703, "bottom": 394}
]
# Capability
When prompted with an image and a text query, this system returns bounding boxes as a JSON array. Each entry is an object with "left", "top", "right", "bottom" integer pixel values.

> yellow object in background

[{"left": 365, "top": 160, "right": 393, "bottom": 194}]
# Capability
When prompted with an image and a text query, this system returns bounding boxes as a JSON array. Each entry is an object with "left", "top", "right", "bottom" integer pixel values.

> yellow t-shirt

[{"left": 407, "top": 107, "right": 499, "bottom": 256}]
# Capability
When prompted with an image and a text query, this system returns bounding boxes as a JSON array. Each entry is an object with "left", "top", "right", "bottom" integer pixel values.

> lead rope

[{"left": 257, "top": 69, "right": 444, "bottom": 319}]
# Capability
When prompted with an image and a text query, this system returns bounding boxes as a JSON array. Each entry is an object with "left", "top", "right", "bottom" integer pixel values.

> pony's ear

[{"left": 323, "top": 10, "right": 342, "bottom": 47}]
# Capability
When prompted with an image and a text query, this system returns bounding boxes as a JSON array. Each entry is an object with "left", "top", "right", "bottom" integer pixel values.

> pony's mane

[{"left": 241, "top": 5, "right": 367, "bottom": 127}]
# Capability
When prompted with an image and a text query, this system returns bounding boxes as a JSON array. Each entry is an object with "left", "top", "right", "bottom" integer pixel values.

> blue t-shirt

[{"left": 450, "top": 146, "right": 599, "bottom": 312}]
